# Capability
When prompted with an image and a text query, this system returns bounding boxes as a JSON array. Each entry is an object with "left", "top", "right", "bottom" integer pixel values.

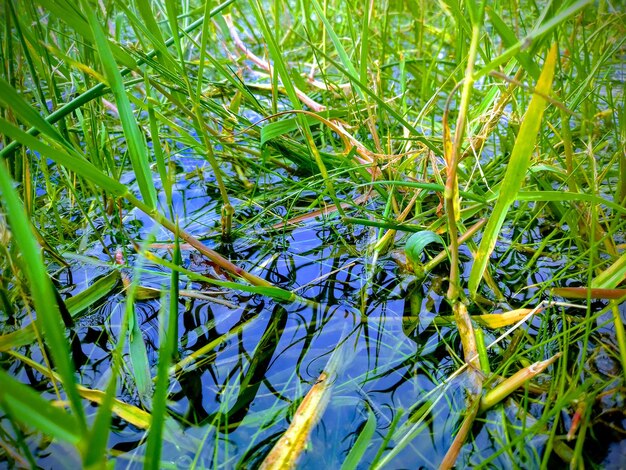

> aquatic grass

[
  {"left": 145, "top": 236, "right": 181, "bottom": 469},
  {"left": 0, "top": 0, "right": 624, "bottom": 467},
  {"left": 469, "top": 44, "right": 558, "bottom": 296},
  {"left": 0, "top": 369, "right": 82, "bottom": 446},
  {"left": 0, "top": 164, "right": 86, "bottom": 435}
]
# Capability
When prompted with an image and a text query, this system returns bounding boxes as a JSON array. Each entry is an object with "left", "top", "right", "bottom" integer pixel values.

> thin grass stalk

[
  {"left": 439, "top": 399, "right": 481, "bottom": 470},
  {"left": 144, "top": 235, "right": 180, "bottom": 469},
  {"left": 444, "top": 7, "right": 482, "bottom": 301},
  {"left": 165, "top": 0, "right": 234, "bottom": 238},
  {"left": 440, "top": 6, "right": 485, "bottom": 465}
]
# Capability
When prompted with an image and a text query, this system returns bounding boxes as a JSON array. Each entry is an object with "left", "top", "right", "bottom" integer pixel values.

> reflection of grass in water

[{"left": 0, "top": 0, "right": 625, "bottom": 468}]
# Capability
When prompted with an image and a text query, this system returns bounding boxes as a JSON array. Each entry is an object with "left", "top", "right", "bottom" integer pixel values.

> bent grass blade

[{"left": 469, "top": 44, "right": 558, "bottom": 296}]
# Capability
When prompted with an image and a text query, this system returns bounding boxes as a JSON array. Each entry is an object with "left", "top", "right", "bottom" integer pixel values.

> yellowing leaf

[
  {"left": 481, "top": 353, "right": 561, "bottom": 411},
  {"left": 474, "top": 308, "right": 539, "bottom": 328},
  {"left": 260, "top": 372, "right": 331, "bottom": 470}
]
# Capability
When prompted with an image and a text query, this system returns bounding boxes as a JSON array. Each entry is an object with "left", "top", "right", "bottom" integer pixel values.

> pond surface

[
  {"left": 10, "top": 158, "right": 621, "bottom": 469},
  {"left": 1, "top": 2, "right": 625, "bottom": 468}
]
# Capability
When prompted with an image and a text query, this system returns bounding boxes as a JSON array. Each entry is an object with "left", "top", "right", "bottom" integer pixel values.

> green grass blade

[
  {"left": 301, "top": 43, "right": 441, "bottom": 156},
  {"left": 359, "top": 0, "right": 371, "bottom": 86},
  {"left": 0, "top": 0, "right": 235, "bottom": 161},
  {"left": 133, "top": 0, "right": 179, "bottom": 71},
  {"left": 83, "top": 270, "right": 148, "bottom": 466},
  {"left": 82, "top": 0, "right": 157, "bottom": 210},
  {"left": 29, "top": 0, "right": 135, "bottom": 68},
  {"left": 247, "top": 0, "right": 335, "bottom": 182},
  {"left": 591, "top": 253, "right": 626, "bottom": 289},
  {"left": 65, "top": 271, "right": 121, "bottom": 315},
  {"left": 473, "top": 0, "right": 592, "bottom": 81},
  {"left": 516, "top": 191, "right": 626, "bottom": 215},
  {"left": 0, "top": 162, "right": 86, "bottom": 434},
  {"left": 485, "top": 6, "right": 540, "bottom": 79},
  {"left": 340, "top": 403, "right": 377, "bottom": 470},
  {"left": 145, "top": 72, "right": 172, "bottom": 213},
  {"left": 469, "top": 44, "right": 557, "bottom": 296},
  {"left": 310, "top": 0, "right": 363, "bottom": 99},
  {"left": 82, "top": 357, "right": 120, "bottom": 467},
  {"left": 0, "top": 369, "right": 81, "bottom": 446},
  {"left": 145, "top": 236, "right": 180, "bottom": 469}
]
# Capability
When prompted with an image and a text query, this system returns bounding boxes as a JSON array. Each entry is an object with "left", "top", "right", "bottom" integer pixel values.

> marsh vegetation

[{"left": 0, "top": 0, "right": 625, "bottom": 468}]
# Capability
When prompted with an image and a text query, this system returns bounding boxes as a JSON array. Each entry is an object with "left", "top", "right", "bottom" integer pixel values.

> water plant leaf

[
  {"left": 128, "top": 305, "right": 152, "bottom": 406},
  {"left": 259, "top": 372, "right": 331, "bottom": 470},
  {"left": 591, "top": 252, "right": 626, "bottom": 289},
  {"left": 473, "top": 308, "right": 539, "bottom": 329},
  {"left": 77, "top": 386, "right": 151, "bottom": 430},
  {"left": 0, "top": 325, "right": 38, "bottom": 351},
  {"left": 123, "top": 257, "right": 153, "bottom": 408},
  {"left": 83, "top": 0, "right": 157, "bottom": 210},
  {"left": 0, "top": 271, "right": 120, "bottom": 351},
  {"left": 260, "top": 110, "right": 346, "bottom": 147},
  {"left": 341, "top": 403, "right": 377, "bottom": 470},
  {"left": 480, "top": 353, "right": 561, "bottom": 411},
  {"left": 552, "top": 287, "right": 626, "bottom": 300},
  {"left": 469, "top": 44, "right": 557, "bottom": 296},
  {"left": 0, "top": 163, "right": 86, "bottom": 432},
  {"left": 0, "top": 369, "right": 81, "bottom": 446},
  {"left": 404, "top": 230, "right": 448, "bottom": 277}
]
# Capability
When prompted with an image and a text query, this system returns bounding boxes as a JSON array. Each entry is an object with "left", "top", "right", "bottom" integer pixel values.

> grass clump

[{"left": 0, "top": 0, "right": 625, "bottom": 468}]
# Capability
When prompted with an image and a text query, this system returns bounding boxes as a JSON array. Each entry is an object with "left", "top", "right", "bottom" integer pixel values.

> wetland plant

[{"left": 0, "top": 0, "right": 625, "bottom": 468}]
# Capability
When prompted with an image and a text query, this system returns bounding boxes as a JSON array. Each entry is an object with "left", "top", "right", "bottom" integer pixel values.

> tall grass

[{"left": 0, "top": 0, "right": 624, "bottom": 468}]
